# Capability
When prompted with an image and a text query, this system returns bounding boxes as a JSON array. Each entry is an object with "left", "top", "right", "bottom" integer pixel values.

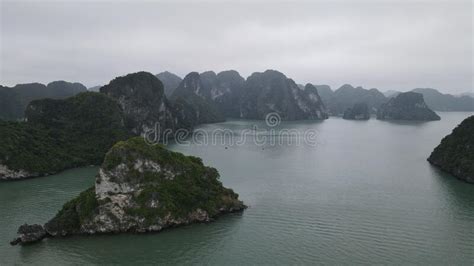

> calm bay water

[{"left": 1, "top": 112, "right": 473, "bottom": 265}]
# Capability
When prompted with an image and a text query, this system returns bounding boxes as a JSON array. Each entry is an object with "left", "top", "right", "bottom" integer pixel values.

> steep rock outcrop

[
  {"left": 428, "top": 116, "right": 474, "bottom": 183},
  {"left": 170, "top": 72, "right": 225, "bottom": 124},
  {"left": 100, "top": 72, "right": 184, "bottom": 136},
  {"left": 11, "top": 137, "right": 245, "bottom": 244},
  {"left": 303, "top": 84, "right": 329, "bottom": 119},
  {"left": 156, "top": 71, "right": 182, "bottom": 97},
  {"left": 239, "top": 70, "right": 328, "bottom": 120},
  {"left": 376, "top": 92, "right": 440, "bottom": 121},
  {"left": 313, "top": 84, "right": 333, "bottom": 105},
  {"left": 343, "top": 102, "right": 370, "bottom": 120},
  {"left": 202, "top": 70, "right": 246, "bottom": 118}
]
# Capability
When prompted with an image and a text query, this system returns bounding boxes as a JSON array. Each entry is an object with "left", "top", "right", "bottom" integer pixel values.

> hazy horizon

[{"left": 1, "top": 0, "right": 473, "bottom": 94}]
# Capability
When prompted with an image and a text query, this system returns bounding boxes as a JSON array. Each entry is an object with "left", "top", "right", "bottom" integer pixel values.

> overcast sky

[{"left": 1, "top": 0, "right": 472, "bottom": 93}]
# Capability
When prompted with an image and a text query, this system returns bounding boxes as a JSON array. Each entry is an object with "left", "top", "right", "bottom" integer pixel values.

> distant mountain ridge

[
  {"left": 317, "top": 84, "right": 387, "bottom": 116},
  {"left": 0, "top": 81, "right": 87, "bottom": 120},
  {"left": 168, "top": 69, "right": 328, "bottom": 121},
  {"left": 411, "top": 88, "right": 474, "bottom": 111},
  {"left": 2, "top": 71, "right": 471, "bottom": 124}
]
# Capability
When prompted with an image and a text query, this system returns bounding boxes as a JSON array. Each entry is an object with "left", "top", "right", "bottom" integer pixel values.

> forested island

[
  {"left": 11, "top": 137, "right": 245, "bottom": 245},
  {"left": 428, "top": 116, "right": 474, "bottom": 183}
]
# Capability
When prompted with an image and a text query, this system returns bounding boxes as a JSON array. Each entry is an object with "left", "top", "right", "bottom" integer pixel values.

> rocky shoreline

[
  {"left": 11, "top": 208, "right": 245, "bottom": 246},
  {"left": 0, "top": 164, "right": 40, "bottom": 181}
]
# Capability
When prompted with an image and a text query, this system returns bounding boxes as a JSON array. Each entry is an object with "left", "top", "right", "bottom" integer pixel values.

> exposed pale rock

[{"left": 0, "top": 164, "right": 38, "bottom": 180}]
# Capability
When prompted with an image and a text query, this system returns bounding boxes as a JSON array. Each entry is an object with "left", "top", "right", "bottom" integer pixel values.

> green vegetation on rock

[
  {"left": 45, "top": 187, "right": 98, "bottom": 234},
  {"left": 0, "top": 92, "right": 130, "bottom": 178},
  {"left": 428, "top": 116, "right": 474, "bottom": 183}
]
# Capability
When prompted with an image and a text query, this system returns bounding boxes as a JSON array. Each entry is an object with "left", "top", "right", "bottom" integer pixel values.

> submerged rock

[
  {"left": 428, "top": 116, "right": 474, "bottom": 183},
  {"left": 10, "top": 224, "right": 47, "bottom": 245},
  {"left": 12, "top": 137, "right": 245, "bottom": 244},
  {"left": 376, "top": 92, "right": 440, "bottom": 121},
  {"left": 343, "top": 103, "right": 370, "bottom": 120}
]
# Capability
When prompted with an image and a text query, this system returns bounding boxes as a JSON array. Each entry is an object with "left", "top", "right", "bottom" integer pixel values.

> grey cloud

[{"left": 1, "top": 1, "right": 472, "bottom": 94}]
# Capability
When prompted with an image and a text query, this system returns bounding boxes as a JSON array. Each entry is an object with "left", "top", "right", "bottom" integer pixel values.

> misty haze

[{"left": 0, "top": 0, "right": 473, "bottom": 265}]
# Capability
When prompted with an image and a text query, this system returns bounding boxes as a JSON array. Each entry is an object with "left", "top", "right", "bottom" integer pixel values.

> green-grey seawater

[{"left": 1, "top": 112, "right": 473, "bottom": 265}]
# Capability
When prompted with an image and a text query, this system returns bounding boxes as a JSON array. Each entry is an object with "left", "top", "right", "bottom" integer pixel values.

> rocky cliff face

[
  {"left": 239, "top": 70, "right": 328, "bottom": 120},
  {"left": 11, "top": 137, "right": 245, "bottom": 245},
  {"left": 343, "top": 102, "right": 370, "bottom": 120},
  {"left": 204, "top": 70, "right": 246, "bottom": 118},
  {"left": 156, "top": 71, "right": 182, "bottom": 97},
  {"left": 100, "top": 72, "right": 183, "bottom": 137},
  {"left": 376, "top": 92, "right": 440, "bottom": 121},
  {"left": 170, "top": 72, "right": 225, "bottom": 124},
  {"left": 304, "top": 84, "right": 329, "bottom": 119},
  {"left": 428, "top": 116, "right": 474, "bottom": 183},
  {"left": 313, "top": 84, "right": 333, "bottom": 105}
]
